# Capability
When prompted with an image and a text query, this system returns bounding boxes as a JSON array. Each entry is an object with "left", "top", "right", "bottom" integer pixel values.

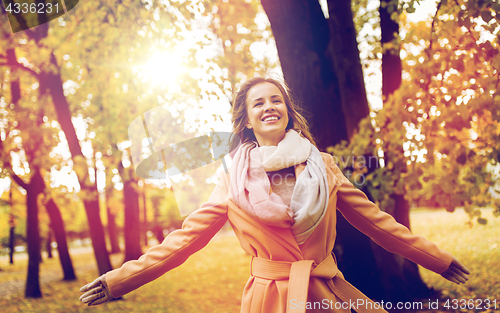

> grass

[
  {"left": 410, "top": 208, "right": 500, "bottom": 313},
  {"left": 0, "top": 208, "right": 498, "bottom": 312}
]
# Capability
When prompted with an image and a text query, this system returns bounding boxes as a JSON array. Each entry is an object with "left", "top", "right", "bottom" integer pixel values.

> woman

[{"left": 80, "top": 77, "right": 470, "bottom": 312}]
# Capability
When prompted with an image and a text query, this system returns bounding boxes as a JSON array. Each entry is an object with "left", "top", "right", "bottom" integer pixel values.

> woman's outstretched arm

[
  {"left": 325, "top": 154, "right": 465, "bottom": 278},
  {"left": 79, "top": 172, "right": 230, "bottom": 306}
]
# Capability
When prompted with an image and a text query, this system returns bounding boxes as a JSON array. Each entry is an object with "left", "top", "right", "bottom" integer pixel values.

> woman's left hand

[
  {"left": 441, "top": 257, "right": 470, "bottom": 284},
  {"left": 79, "top": 274, "right": 113, "bottom": 306}
]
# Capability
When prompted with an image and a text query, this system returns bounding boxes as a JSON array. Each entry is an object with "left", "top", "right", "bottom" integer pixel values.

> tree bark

[
  {"left": 143, "top": 182, "right": 148, "bottom": 246},
  {"left": 118, "top": 163, "right": 142, "bottom": 263},
  {"left": 151, "top": 195, "right": 165, "bottom": 244},
  {"left": 9, "top": 189, "right": 15, "bottom": 265},
  {"left": 107, "top": 204, "right": 121, "bottom": 254},
  {"left": 21, "top": 168, "right": 43, "bottom": 298},
  {"left": 326, "top": 0, "right": 370, "bottom": 139},
  {"left": 105, "top": 180, "right": 121, "bottom": 254},
  {"left": 9, "top": 224, "right": 15, "bottom": 264},
  {"left": 45, "top": 198, "right": 77, "bottom": 280},
  {"left": 380, "top": 0, "right": 402, "bottom": 99},
  {"left": 46, "top": 231, "right": 53, "bottom": 259}
]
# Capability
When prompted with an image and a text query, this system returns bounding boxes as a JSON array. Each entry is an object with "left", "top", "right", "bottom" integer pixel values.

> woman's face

[{"left": 245, "top": 82, "right": 289, "bottom": 146}]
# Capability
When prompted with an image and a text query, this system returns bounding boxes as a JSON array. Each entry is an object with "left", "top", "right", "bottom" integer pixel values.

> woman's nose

[{"left": 263, "top": 100, "right": 275, "bottom": 111}]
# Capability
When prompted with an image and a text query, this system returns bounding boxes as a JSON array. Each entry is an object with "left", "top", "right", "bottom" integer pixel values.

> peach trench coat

[{"left": 105, "top": 153, "right": 453, "bottom": 313}]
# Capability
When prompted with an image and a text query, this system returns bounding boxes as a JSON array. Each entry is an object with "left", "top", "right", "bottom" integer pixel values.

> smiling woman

[
  {"left": 80, "top": 76, "right": 470, "bottom": 313},
  {"left": 135, "top": 51, "right": 186, "bottom": 87}
]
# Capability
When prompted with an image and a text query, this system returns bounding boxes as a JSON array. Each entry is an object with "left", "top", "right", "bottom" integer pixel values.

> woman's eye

[
  {"left": 255, "top": 103, "right": 263, "bottom": 107},
  {"left": 273, "top": 100, "right": 281, "bottom": 103}
]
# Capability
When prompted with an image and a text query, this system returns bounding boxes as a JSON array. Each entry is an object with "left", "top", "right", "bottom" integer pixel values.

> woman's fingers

[
  {"left": 79, "top": 275, "right": 112, "bottom": 306},
  {"left": 79, "top": 285, "right": 103, "bottom": 302},
  {"left": 450, "top": 257, "right": 470, "bottom": 283},
  {"left": 452, "top": 257, "right": 471, "bottom": 275},
  {"left": 81, "top": 290, "right": 104, "bottom": 305},
  {"left": 89, "top": 295, "right": 109, "bottom": 306},
  {"left": 79, "top": 277, "right": 101, "bottom": 292},
  {"left": 442, "top": 272, "right": 460, "bottom": 284},
  {"left": 450, "top": 266, "right": 469, "bottom": 283},
  {"left": 450, "top": 269, "right": 467, "bottom": 283}
]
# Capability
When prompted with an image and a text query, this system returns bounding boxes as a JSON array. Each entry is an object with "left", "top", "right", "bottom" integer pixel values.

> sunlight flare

[{"left": 137, "top": 51, "right": 186, "bottom": 87}]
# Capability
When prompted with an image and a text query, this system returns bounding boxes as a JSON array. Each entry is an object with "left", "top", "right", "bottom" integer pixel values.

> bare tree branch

[
  {"left": 0, "top": 62, "right": 40, "bottom": 78},
  {"left": 429, "top": 0, "right": 443, "bottom": 51}
]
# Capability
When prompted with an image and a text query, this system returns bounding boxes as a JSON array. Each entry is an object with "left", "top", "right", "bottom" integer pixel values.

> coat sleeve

[
  {"left": 326, "top": 155, "right": 453, "bottom": 274},
  {"left": 105, "top": 172, "right": 230, "bottom": 298}
]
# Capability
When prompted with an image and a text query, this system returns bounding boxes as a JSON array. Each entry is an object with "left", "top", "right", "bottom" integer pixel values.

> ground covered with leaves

[
  {"left": 0, "top": 209, "right": 498, "bottom": 312},
  {"left": 412, "top": 208, "right": 500, "bottom": 313}
]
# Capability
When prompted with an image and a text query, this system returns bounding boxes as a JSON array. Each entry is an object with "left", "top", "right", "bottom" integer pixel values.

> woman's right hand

[{"left": 441, "top": 257, "right": 470, "bottom": 284}]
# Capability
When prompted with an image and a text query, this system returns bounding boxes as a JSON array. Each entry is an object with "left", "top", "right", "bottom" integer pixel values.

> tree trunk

[
  {"left": 118, "top": 163, "right": 142, "bottom": 262},
  {"left": 9, "top": 224, "right": 15, "bottom": 264},
  {"left": 151, "top": 195, "right": 165, "bottom": 244},
  {"left": 103, "top": 164, "right": 121, "bottom": 254},
  {"left": 142, "top": 182, "right": 148, "bottom": 246},
  {"left": 45, "top": 199, "right": 76, "bottom": 280},
  {"left": 9, "top": 187, "right": 15, "bottom": 265},
  {"left": 326, "top": 0, "right": 370, "bottom": 139},
  {"left": 6, "top": 48, "right": 21, "bottom": 104},
  {"left": 107, "top": 206, "right": 121, "bottom": 254},
  {"left": 380, "top": 0, "right": 402, "bottom": 99},
  {"left": 46, "top": 231, "right": 53, "bottom": 259},
  {"left": 25, "top": 167, "right": 44, "bottom": 298}
]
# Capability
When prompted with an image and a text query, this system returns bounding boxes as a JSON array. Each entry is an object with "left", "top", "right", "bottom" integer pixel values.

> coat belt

[{"left": 251, "top": 253, "right": 386, "bottom": 313}]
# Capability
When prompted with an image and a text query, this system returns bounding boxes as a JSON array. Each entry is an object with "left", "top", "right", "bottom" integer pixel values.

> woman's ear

[{"left": 246, "top": 123, "right": 253, "bottom": 129}]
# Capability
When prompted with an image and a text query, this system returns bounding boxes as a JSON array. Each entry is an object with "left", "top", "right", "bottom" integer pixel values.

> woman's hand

[
  {"left": 79, "top": 274, "right": 113, "bottom": 306},
  {"left": 441, "top": 257, "right": 470, "bottom": 284}
]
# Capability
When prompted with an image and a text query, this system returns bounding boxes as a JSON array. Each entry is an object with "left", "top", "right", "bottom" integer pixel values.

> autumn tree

[
  {"left": 0, "top": 44, "right": 64, "bottom": 297},
  {"left": 1, "top": 0, "right": 205, "bottom": 275}
]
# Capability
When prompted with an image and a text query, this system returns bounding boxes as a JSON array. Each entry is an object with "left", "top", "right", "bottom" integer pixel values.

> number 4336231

[
  {"left": 444, "top": 298, "right": 497, "bottom": 310},
  {"left": 5, "top": 2, "right": 61, "bottom": 15}
]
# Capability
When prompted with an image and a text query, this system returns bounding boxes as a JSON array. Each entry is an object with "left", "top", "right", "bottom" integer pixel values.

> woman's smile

[{"left": 261, "top": 114, "right": 280, "bottom": 123}]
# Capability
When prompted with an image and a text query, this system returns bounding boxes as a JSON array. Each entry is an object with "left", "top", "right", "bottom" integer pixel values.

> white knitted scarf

[{"left": 230, "top": 130, "right": 329, "bottom": 244}]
